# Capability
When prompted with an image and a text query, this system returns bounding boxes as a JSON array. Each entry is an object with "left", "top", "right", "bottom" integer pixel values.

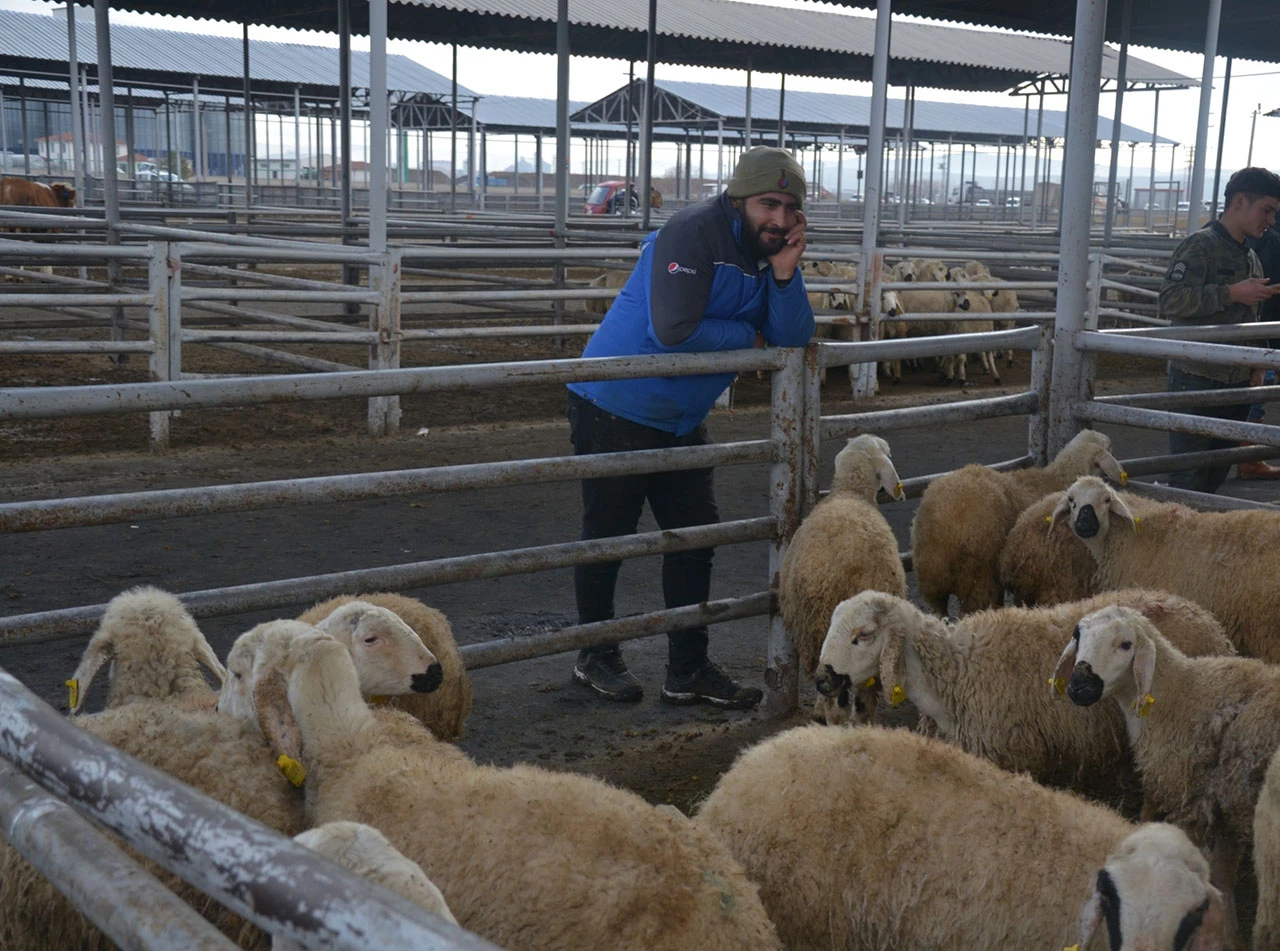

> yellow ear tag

[
  {"left": 862, "top": 677, "right": 878, "bottom": 689},
  {"left": 276, "top": 754, "right": 307, "bottom": 787},
  {"left": 1131, "top": 516, "right": 1141, "bottom": 535},
  {"left": 889, "top": 684, "right": 906, "bottom": 707},
  {"left": 894, "top": 482, "right": 904, "bottom": 500},
  {"left": 368, "top": 695, "right": 390, "bottom": 706},
  {"left": 1133, "top": 694, "right": 1155, "bottom": 718},
  {"left": 1049, "top": 676, "right": 1066, "bottom": 696},
  {"left": 1119, "top": 470, "right": 1128, "bottom": 486},
  {"left": 1064, "top": 945, "right": 1081, "bottom": 951},
  {"left": 65, "top": 679, "right": 79, "bottom": 711},
  {"left": 1045, "top": 515, "right": 1053, "bottom": 524}
]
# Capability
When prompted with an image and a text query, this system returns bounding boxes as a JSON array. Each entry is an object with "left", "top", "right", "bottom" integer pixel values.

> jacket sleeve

[
  {"left": 760, "top": 270, "right": 817, "bottom": 346},
  {"left": 648, "top": 222, "right": 756, "bottom": 352},
  {"left": 1159, "top": 240, "right": 1232, "bottom": 320}
]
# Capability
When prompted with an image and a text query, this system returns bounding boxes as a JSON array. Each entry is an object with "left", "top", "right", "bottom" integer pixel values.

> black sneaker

[
  {"left": 660, "top": 661, "right": 763, "bottom": 710},
  {"left": 572, "top": 648, "right": 643, "bottom": 702}
]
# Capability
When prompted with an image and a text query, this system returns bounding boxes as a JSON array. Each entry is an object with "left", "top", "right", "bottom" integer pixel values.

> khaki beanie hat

[{"left": 726, "top": 146, "right": 807, "bottom": 207}]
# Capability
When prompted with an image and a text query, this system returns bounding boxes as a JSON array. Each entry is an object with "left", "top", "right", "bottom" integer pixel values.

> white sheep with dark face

[{"left": 1054, "top": 603, "right": 1280, "bottom": 949}]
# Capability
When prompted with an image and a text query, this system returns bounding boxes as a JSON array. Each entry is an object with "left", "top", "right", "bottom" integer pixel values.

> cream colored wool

[
  {"left": 1254, "top": 750, "right": 1280, "bottom": 951},
  {"left": 696, "top": 725, "right": 1222, "bottom": 951},
  {"left": 238, "top": 627, "right": 782, "bottom": 951},
  {"left": 911, "top": 429, "right": 1125, "bottom": 616}
]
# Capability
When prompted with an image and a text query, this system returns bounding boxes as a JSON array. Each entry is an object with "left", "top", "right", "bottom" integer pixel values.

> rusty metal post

[
  {"left": 368, "top": 248, "right": 402, "bottom": 436},
  {"left": 1080, "top": 251, "right": 1103, "bottom": 408},
  {"left": 765, "top": 346, "right": 804, "bottom": 718},
  {"left": 801, "top": 342, "right": 822, "bottom": 516},
  {"left": 1027, "top": 323, "right": 1053, "bottom": 466},
  {"left": 146, "top": 241, "right": 179, "bottom": 451}
]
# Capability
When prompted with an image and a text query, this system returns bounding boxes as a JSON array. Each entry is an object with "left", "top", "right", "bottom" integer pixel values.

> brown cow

[{"left": 0, "top": 178, "right": 76, "bottom": 276}]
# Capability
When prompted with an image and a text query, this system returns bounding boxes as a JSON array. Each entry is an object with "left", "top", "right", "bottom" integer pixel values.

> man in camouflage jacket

[{"left": 1159, "top": 167, "right": 1280, "bottom": 493}]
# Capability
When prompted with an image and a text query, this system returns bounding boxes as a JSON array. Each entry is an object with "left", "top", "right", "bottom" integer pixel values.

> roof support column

[
  {"left": 744, "top": 61, "right": 752, "bottom": 147},
  {"left": 836, "top": 126, "right": 844, "bottom": 219},
  {"left": 93, "top": 0, "right": 124, "bottom": 354},
  {"left": 1146, "top": 90, "right": 1159, "bottom": 230},
  {"left": 1186, "top": 0, "right": 1222, "bottom": 234},
  {"left": 1209, "top": 56, "right": 1232, "bottom": 219},
  {"left": 553, "top": 0, "right": 569, "bottom": 349},
  {"left": 193, "top": 78, "right": 203, "bottom": 181},
  {"left": 1029, "top": 91, "right": 1044, "bottom": 228},
  {"left": 899, "top": 84, "right": 912, "bottom": 228},
  {"left": 1019, "top": 97, "right": 1029, "bottom": 215},
  {"left": 640, "top": 0, "right": 657, "bottom": 229},
  {"left": 1047, "top": 0, "right": 1107, "bottom": 457},
  {"left": 623, "top": 61, "right": 634, "bottom": 217},
  {"left": 65, "top": 1, "right": 84, "bottom": 206},
  {"left": 242, "top": 22, "right": 252, "bottom": 207},
  {"left": 369, "top": 0, "right": 388, "bottom": 252},
  {"left": 339, "top": 0, "right": 352, "bottom": 229},
  {"left": 777, "top": 73, "right": 785, "bottom": 148},
  {"left": 293, "top": 85, "right": 301, "bottom": 203},
  {"left": 534, "top": 132, "right": 543, "bottom": 212},
  {"left": 1102, "top": 0, "right": 1130, "bottom": 245},
  {"left": 715, "top": 117, "right": 723, "bottom": 190},
  {"left": 449, "top": 42, "right": 458, "bottom": 214},
  {"left": 857, "top": 0, "right": 891, "bottom": 313}
]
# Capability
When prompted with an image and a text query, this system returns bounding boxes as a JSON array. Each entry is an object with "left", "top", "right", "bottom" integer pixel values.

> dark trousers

[
  {"left": 567, "top": 392, "right": 716, "bottom": 676},
  {"left": 1167, "top": 365, "right": 1251, "bottom": 494}
]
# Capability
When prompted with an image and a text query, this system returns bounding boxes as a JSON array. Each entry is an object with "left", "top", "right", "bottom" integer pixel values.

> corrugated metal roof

[
  {"left": 0, "top": 9, "right": 475, "bottom": 98},
  {"left": 393, "top": 0, "right": 1194, "bottom": 87}
]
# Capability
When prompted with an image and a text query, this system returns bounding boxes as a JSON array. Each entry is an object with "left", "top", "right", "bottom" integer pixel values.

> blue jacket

[{"left": 568, "top": 192, "right": 815, "bottom": 435}]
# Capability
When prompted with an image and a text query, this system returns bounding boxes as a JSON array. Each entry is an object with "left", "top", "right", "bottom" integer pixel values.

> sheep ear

[
  {"left": 254, "top": 669, "right": 303, "bottom": 767},
  {"left": 1047, "top": 495, "right": 1072, "bottom": 534},
  {"left": 1109, "top": 493, "right": 1139, "bottom": 533},
  {"left": 874, "top": 453, "right": 904, "bottom": 501},
  {"left": 1076, "top": 888, "right": 1103, "bottom": 949},
  {"left": 1051, "top": 638, "right": 1078, "bottom": 697},
  {"left": 1096, "top": 451, "right": 1128, "bottom": 486},
  {"left": 877, "top": 630, "right": 907, "bottom": 706},
  {"left": 195, "top": 639, "right": 227, "bottom": 687},
  {"left": 1132, "top": 632, "right": 1156, "bottom": 700},
  {"left": 68, "top": 639, "right": 112, "bottom": 714},
  {"left": 1193, "top": 889, "right": 1225, "bottom": 951}
]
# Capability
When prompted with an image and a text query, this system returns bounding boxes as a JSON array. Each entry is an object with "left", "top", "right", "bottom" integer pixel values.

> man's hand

[
  {"left": 768, "top": 209, "right": 807, "bottom": 282},
  {"left": 1228, "top": 277, "right": 1280, "bottom": 305}
]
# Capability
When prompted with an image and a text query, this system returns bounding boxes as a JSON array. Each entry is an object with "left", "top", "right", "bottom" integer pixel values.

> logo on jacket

[
  {"left": 1170, "top": 261, "right": 1186, "bottom": 282},
  {"left": 667, "top": 261, "right": 698, "bottom": 276},
  {"left": 777, "top": 172, "right": 789, "bottom": 188}
]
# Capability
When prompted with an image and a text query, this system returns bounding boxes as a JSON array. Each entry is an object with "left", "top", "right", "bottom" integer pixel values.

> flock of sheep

[
  {"left": 780, "top": 429, "right": 1280, "bottom": 950},
  {"left": 5, "top": 422, "right": 1277, "bottom": 950}
]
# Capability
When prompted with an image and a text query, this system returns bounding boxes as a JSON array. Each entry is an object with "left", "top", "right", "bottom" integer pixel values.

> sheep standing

[
  {"left": 942, "top": 289, "right": 999, "bottom": 385},
  {"left": 815, "top": 588, "right": 1232, "bottom": 806},
  {"left": 911, "top": 428, "right": 1126, "bottom": 616},
  {"left": 67, "top": 585, "right": 225, "bottom": 713},
  {"left": 695, "top": 725, "right": 1223, "bottom": 950},
  {"left": 273, "top": 822, "right": 457, "bottom": 951},
  {"left": 298, "top": 593, "right": 469, "bottom": 739},
  {"left": 1053, "top": 475, "right": 1280, "bottom": 662},
  {"left": 779, "top": 435, "right": 906, "bottom": 724},
  {"left": 1256, "top": 750, "right": 1280, "bottom": 951},
  {"left": 230, "top": 625, "right": 782, "bottom": 951},
  {"left": 584, "top": 263, "right": 632, "bottom": 316},
  {"left": 1055, "top": 603, "right": 1280, "bottom": 947}
]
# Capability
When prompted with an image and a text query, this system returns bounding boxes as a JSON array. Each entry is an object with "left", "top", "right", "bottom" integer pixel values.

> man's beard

[{"left": 744, "top": 218, "right": 788, "bottom": 260}]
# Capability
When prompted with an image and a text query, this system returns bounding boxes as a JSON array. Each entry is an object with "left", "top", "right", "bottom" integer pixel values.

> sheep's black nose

[
  {"left": 815, "top": 665, "right": 851, "bottom": 699},
  {"left": 412, "top": 663, "right": 443, "bottom": 694},
  {"left": 1074, "top": 504, "right": 1100, "bottom": 538},
  {"left": 1066, "top": 663, "right": 1104, "bottom": 706}
]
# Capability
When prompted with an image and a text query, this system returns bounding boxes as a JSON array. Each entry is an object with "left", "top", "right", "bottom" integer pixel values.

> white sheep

[
  {"left": 273, "top": 822, "right": 457, "bottom": 951},
  {"left": 1256, "top": 749, "right": 1280, "bottom": 951},
  {"left": 584, "top": 263, "right": 631, "bottom": 315},
  {"left": 297, "top": 593, "right": 469, "bottom": 739},
  {"left": 227, "top": 624, "right": 783, "bottom": 951},
  {"left": 877, "top": 289, "right": 909, "bottom": 385},
  {"left": 1054, "top": 603, "right": 1280, "bottom": 947},
  {"left": 0, "top": 699, "right": 307, "bottom": 950},
  {"left": 941, "top": 288, "right": 999, "bottom": 386},
  {"left": 815, "top": 588, "right": 1232, "bottom": 807},
  {"left": 779, "top": 435, "right": 906, "bottom": 724},
  {"left": 67, "top": 585, "right": 225, "bottom": 714},
  {"left": 1052, "top": 475, "right": 1280, "bottom": 662},
  {"left": 911, "top": 428, "right": 1126, "bottom": 615},
  {"left": 695, "top": 724, "right": 1224, "bottom": 950}
]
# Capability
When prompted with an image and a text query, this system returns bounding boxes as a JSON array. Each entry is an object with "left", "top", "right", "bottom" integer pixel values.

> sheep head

[
  {"left": 831, "top": 434, "right": 904, "bottom": 501},
  {"left": 1049, "top": 476, "right": 1139, "bottom": 562},
  {"left": 1075, "top": 824, "right": 1223, "bottom": 951},
  {"left": 917, "top": 260, "right": 950, "bottom": 284},
  {"left": 818, "top": 592, "right": 912, "bottom": 718},
  {"left": 881, "top": 290, "right": 905, "bottom": 317},
  {"left": 311, "top": 601, "right": 443, "bottom": 698},
  {"left": 1051, "top": 605, "right": 1157, "bottom": 721},
  {"left": 1053, "top": 429, "right": 1128, "bottom": 485}
]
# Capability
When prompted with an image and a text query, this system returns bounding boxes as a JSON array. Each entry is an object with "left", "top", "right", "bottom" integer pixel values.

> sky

[{"left": 7, "top": 0, "right": 1280, "bottom": 201}]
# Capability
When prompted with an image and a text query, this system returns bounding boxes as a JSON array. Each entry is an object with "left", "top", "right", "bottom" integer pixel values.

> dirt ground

[{"left": 3, "top": 280, "right": 1279, "bottom": 941}]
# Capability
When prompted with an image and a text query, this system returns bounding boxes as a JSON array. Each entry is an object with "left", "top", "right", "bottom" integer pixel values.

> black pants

[
  {"left": 567, "top": 392, "right": 716, "bottom": 676},
  {"left": 1167, "top": 365, "right": 1251, "bottom": 494}
]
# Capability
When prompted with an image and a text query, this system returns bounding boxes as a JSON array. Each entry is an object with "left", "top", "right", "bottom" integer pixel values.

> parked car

[
  {"left": 975, "top": 198, "right": 993, "bottom": 207},
  {"left": 584, "top": 180, "right": 640, "bottom": 215}
]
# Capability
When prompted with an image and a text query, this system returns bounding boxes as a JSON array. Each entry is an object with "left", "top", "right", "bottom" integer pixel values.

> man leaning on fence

[
  {"left": 1159, "top": 167, "right": 1280, "bottom": 494},
  {"left": 564, "top": 146, "right": 815, "bottom": 708}
]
